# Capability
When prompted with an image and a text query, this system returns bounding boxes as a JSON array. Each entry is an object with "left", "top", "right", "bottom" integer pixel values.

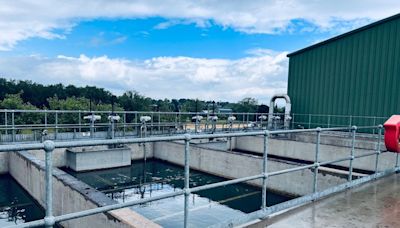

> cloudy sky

[{"left": 0, "top": 1, "right": 400, "bottom": 104}]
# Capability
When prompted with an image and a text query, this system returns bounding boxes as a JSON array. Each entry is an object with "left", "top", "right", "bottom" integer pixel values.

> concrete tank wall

[
  {"left": 26, "top": 142, "right": 153, "bottom": 169},
  {"left": 153, "top": 142, "right": 347, "bottom": 196},
  {"left": 0, "top": 153, "right": 8, "bottom": 174},
  {"left": 8, "top": 151, "right": 159, "bottom": 228},
  {"left": 234, "top": 134, "right": 397, "bottom": 172}
]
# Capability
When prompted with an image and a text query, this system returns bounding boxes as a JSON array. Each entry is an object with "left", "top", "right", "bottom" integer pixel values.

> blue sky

[
  {"left": 0, "top": 1, "right": 399, "bottom": 103},
  {"left": 8, "top": 18, "right": 329, "bottom": 59}
]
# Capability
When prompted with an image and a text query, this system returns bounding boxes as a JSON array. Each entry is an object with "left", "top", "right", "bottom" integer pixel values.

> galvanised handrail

[
  {"left": 1, "top": 109, "right": 388, "bottom": 144},
  {"left": 0, "top": 124, "right": 397, "bottom": 228}
]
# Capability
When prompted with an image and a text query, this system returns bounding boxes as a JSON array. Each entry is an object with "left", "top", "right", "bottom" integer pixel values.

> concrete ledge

[{"left": 9, "top": 151, "right": 159, "bottom": 228}]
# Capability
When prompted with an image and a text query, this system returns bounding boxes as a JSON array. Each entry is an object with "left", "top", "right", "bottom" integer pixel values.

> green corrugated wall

[{"left": 287, "top": 15, "right": 400, "bottom": 128}]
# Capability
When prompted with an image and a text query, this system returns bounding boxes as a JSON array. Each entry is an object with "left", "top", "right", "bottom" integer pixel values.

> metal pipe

[
  {"left": 313, "top": 128, "right": 321, "bottom": 192},
  {"left": 158, "top": 112, "right": 161, "bottom": 133},
  {"left": 12, "top": 111, "right": 15, "bottom": 142},
  {"left": 190, "top": 174, "right": 264, "bottom": 193},
  {"left": 268, "top": 164, "right": 316, "bottom": 177},
  {"left": 44, "top": 141, "right": 55, "bottom": 228},
  {"left": 348, "top": 126, "right": 357, "bottom": 181},
  {"left": 4, "top": 111, "right": 7, "bottom": 136},
  {"left": 78, "top": 111, "right": 81, "bottom": 133},
  {"left": 375, "top": 125, "right": 383, "bottom": 173},
  {"left": 318, "top": 157, "right": 352, "bottom": 166},
  {"left": 55, "top": 112, "right": 58, "bottom": 140},
  {"left": 184, "top": 134, "right": 191, "bottom": 228},
  {"left": 123, "top": 113, "right": 126, "bottom": 137},
  {"left": 396, "top": 153, "right": 400, "bottom": 168},
  {"left": 262, "top": 130, "right": 269, "bottom": 210},
  {"left": 0, "top": 125, "right": 381, "bottom": 152}
]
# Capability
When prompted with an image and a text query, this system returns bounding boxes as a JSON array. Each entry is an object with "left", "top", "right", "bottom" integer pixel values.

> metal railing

[
  {"left": 1, "top": 124, "right": 398, "bottom": 228},
  {"left": 0, "top": 109, "right": 388, "bottom": 143}
]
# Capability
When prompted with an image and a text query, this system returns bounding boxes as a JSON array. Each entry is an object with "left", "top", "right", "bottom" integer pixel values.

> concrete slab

[{"left": 262, "top": 173, "right": 400, "bottom": 228}]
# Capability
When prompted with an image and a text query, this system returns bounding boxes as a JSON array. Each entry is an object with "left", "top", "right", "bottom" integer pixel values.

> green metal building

[{"left": 287, "top": 13, "right": 400, "bottom": 128}]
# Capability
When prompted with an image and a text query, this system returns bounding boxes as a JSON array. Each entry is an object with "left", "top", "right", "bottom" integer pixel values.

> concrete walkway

[{"left": 266, "top": 173, "right": 400, "bottom": 228}]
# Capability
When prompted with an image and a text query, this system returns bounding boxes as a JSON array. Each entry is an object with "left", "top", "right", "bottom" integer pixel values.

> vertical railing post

[
  {"left": 44, "top": 110, "right": 48, "bottom": 128},
  {"left": 242, "top": 113, "right": 245, "bottom": 129},
  {"left": 135, "top": 112, "right": 138, "bottom": 136},
  {"left": 291, "top": 113, "right": 295, "bottom": 129},
  {"left": 89, "top": 112, "right": 95, "bottom": 139},
  {"left": 4, "top": 111, "right": 8, "bottom": 136},
  {"left": 308, "top": 114, "right": 311, "bottom": 129},
  {"left": 183, "top": 134, "right": 191, "bottom": 228},
  {"left": 78, "top": 111, "right": 81, "bottom": 133},
  {"left": 262, "top": 130, "right": 269, "bottom": 210},
  {"left": 158, "top": 112, "right": 161, "bottom": 133},
  {"left": 348, "top": 126, "right": 357, "bottom": 181},
  {"left": 372, "top": 117, "right": 376, "bottom": 135},
  {"left": 44, "top": 140, "right": 55, "bottom": 228},
  {"left": 327, "top": 115, "right": 331, "bottom": 128},
  {"left": 348, "top": 116, "right": 353, "bottom": 135},
  {"left": 11, "top": 111, "right": 15, "bottom": 142},
  {"left": 313, "top": 127, "right": 321, "bottom": 192},
  {"left": 375, "top": 125, "right": 383, "bottom": 173},
  {"left": 150, "top": 112, "right": 154, "bottom": 136},
  {"left": 55, "top": 112, "right": 58, "bottom": 140},
  {"left": 123, "top": 113, "right": 126, "bottom": 137}
]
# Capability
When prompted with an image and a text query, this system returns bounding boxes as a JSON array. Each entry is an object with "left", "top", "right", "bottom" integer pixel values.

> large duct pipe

[{"left": 268, "top": 94, "right": 292, "bottom": 129}]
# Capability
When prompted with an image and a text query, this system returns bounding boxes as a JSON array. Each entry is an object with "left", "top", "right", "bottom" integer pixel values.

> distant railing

[
  {"left": 0, "top": 109, "right": 389, "bottom": 143},
  {"left": 1, "top": 124, "right": 399, "bottom": 227}
]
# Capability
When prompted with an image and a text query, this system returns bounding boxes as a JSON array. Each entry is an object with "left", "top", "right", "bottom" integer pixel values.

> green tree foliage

[
  {"left": 47, "top": 96, "right": 123, "bottom": 124},
  {"left": 0, "top": 93, "right": 41, "bottom": 125},
  {"left": 232, "top": 97, "right": 258, "bottom": 113},
  {"left": 0, "top": 78, "right": 114, "bottom": 107},
  {"left": 0, "top": 78, "right": 269, "bottom": 125},
  {"left": 118, "top": 91, "right": 152, "bottom": 112}
]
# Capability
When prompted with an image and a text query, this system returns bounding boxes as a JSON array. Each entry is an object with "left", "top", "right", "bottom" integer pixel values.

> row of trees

[{"left": 0, "top": 78, "right": 270, "bottom": 113}]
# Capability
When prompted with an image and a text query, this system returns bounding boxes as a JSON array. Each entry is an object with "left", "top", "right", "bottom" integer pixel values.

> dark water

[
  {"left": 64, "top": 159, "right": 292, "bottom": 227},
  {"left": 0, "top": 174, "right": 45, "bottom": 227}
]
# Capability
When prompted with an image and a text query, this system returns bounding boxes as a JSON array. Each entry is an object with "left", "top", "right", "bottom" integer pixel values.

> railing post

[
  {"left": 151, "top": 112, "right": 154, "bottom": 136},
  {"left": 313, "top": 127, "right": 321, "bottom": 192},
  {"left": 78, "top": 111, "right": 81, "bottom": 133},
  {"left": 375, "top": 125, "right": 383, "bottom": 173},
  {"left": 262, "top": 130, "right": 269, "bottom": 210},
  {"left": 308, "top": 114, "right": 311, "bottom": 129},
  {"left": 372, "top": 117, "right": 376, "bottom": 135},
  {"left": 135, "top": 112, "right": 138, "bottom": 136},
  {"left": 55, "top": 112, "right": 58, "bottom": 140},
  {"left": 123, "top": 113, "right": 126, "bottom": 137},
  {"left": 158, "top": 112, "right": 161, "bottom": 133},
  {"left": 12, "top": 111, "right": 15, "bottom": 142},
  {"left": 44, "top": 140, "right": 55, "bottom": 228},
  {"left": 4, "top": 111, "right": 7, "bottom": 136},
  {"left": 348, "top": 126, "right": 357, "bottom": 181},
  {"left": 44, "top": 110, "right": 48, "bottom": 128},
  {"left": 327, "top": 115, "right": 330, "bottom": 128},
  {"left": 291, "top": 113, "right": 295, "bottom": 129},
  {"left": 183, "top": 134, "right": 191, "bottom": 228}
]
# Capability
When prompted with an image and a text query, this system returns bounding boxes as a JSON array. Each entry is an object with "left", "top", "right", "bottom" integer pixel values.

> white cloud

[
  {"left": 1, "top": 0, "right": 400, "bottom": 50},
  {"left": 0, "top": 50, "right": 288, "bottom": 103}
]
